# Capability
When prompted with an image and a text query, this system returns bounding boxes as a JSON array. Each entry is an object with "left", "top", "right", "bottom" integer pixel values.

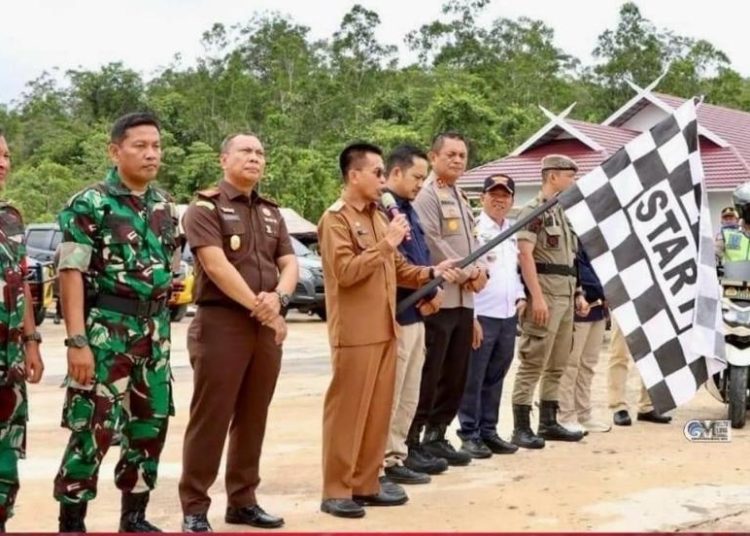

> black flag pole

[{"left": 396, "top": 195, "right": 561, "bottom": 315}]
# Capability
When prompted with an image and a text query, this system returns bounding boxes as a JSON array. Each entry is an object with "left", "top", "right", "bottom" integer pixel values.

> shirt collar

[
  {"left": 385, "top": 188, "right": 411, "bottom": 210},
  {"left": 104, "top": 167, "right": 155, "bottom": 198},
  {"left": 219, "top": 179, "right": 257, "bottom": 202}
]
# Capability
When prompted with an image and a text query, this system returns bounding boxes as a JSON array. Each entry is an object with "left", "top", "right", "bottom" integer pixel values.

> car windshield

[{"left": 291, "top": 236, "right": 314, "bottom": 257}]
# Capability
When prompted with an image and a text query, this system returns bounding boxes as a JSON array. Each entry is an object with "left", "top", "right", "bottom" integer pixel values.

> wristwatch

[
  {"left": 22, "top": 332, "right": 42, "bottom": 344},
  {"left": 64, "top": 334, "right": 89, "bottom": 348},
  {"left": 275, "top": 289, "right": 291, "bottom": 309}
]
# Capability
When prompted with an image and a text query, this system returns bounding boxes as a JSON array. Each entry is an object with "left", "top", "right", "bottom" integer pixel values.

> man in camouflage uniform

[
  {"left": 0, "top": 130, "right": 45, "bottom": 532},
  {"left": 53, "top": 113, "right": 180, "bottom": 533}
]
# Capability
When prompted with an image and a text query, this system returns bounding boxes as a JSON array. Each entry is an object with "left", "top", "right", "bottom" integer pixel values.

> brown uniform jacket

[
  {"left": 318, "top": 198, "right": 432, "bottom": 348},
  {"left": 516, "top": 192, "right": 577, "bottom": 297},
  {"left": 183, "top": 180, "right": 294, "bottom": 306}
]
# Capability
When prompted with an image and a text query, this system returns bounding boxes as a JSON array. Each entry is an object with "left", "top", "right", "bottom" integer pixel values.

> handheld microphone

[{"left": 381, "top": 191, "right": 411, "bottom": 241}]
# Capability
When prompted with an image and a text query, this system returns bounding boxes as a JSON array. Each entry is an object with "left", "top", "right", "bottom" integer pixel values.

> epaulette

[
  {"left": 327, "top": 199, "right": 345, "bottom": 213},
  {"left": 257, "top": 193, "right": 279, "bottom": 208},
  {"left": 196, "top": 187, "right": 220, "bottom": 199}
]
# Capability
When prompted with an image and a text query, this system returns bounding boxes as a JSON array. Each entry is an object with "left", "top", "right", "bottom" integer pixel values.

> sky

[{"left": 1, "top": 0, "right": 748, "bottom": 106}]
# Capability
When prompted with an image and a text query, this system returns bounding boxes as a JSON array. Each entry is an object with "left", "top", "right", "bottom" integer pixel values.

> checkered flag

[{"left": 559, "top": 98, "right": 727, "bottom": 413}]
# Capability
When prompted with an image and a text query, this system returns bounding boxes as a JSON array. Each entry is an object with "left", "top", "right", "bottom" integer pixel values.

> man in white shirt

[{"left": 457, "top": 175, "right": 525, "bottom": 458}]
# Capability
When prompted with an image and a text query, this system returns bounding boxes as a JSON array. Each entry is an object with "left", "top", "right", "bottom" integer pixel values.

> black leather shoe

[
  {"left": 613, "top": 410, "right": 632, "bottom": 426},
  {"left": 404, "top": 445, "right": 449, "bottom": 475},
  {"left": 352, "top": 489, "right": 408, "bottom": 507},
  {"left": 181, "top": 514, "right": 212, "bottom": 533},
  {"left": 384, "top": 465, "right": 431, "bottom": 485},
  {"left": 423, "top": 425, "right": 471, "bottom": 466},
  {"left": 0, "top": 520, "right": 6, "bottom": 533},
  {"left": 482, "top": 433, "right": 519, "bottom": 454},
  {"left": 460, "top": 438, "right": 492, "bottom": 459},
  {"left": 637, "top": 410, "right": 672, "bottom": 424},
  {"left": 377, "top": 476, "right": 408, "bottom": 499},
  {"left": 225, "top": 505, "right": 284, "bottom": 529},
  {"left": 321, "top": 499, "right": 365, "bottom": 518}
]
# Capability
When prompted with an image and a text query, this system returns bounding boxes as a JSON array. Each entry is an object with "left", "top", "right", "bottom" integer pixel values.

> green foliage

[{"left": 2, "top": 0, "right": 749, "bottom": 224}]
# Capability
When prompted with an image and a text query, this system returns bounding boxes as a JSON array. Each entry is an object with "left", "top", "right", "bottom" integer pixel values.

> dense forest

[{"left": 1, "top": 1, "right": 748, "bottom": 223}]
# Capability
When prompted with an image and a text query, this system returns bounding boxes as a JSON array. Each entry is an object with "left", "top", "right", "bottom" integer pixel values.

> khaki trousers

[
  {"left": 608, "top": 321, "right": 653, "bottom": 413},
  {"left": 512, "top": 294, "right": 574, "bottom": 405},
  {"left": 558, "top": 319, "right": 606, "bottom": 423},
  {"left": 322, "top": 340, "right": 396, "bottom": 499},
  {"left": 385, "top": 323, "right": 425, "bottom": 466}
]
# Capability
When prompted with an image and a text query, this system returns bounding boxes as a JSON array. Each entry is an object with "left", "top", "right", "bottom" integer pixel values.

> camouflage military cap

[{"left": 541, "top": 154, "right": 578, "bottom": 173}]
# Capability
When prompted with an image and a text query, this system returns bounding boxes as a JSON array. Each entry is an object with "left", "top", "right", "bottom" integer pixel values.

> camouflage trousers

[
  {"left": 54, "top": 307, "right": 174, "bottom": 504},
  {"left": 0, "top": 381, "right": 27, "bottom": 521}
]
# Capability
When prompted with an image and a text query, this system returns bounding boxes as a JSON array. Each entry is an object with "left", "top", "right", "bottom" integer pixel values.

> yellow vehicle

[
  {"left": 26, "top": 258, "right": 56, "bottom": 325},
  {"left": 169, "top": 261, "right": 194, "bottom": 322}
]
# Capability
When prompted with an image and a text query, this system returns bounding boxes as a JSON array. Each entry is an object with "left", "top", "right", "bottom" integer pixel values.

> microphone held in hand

[{"left": 381, "top": 191, "right": 411, "bottom": 241}]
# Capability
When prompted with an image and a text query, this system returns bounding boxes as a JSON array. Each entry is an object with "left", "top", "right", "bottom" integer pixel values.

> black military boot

[
  {"left": 510, "top": 404, "right": 545, "bottom": 449},
  {"left": 422, "top": 424, "right": 471, "bottom": 466},
  {"left": 59, "top": 502, "right": 87, "bottom": 533},
  {"left": 537, "top": 400, "right": 585, "bottom": 442},
  {"left": 0, "top": 519, "right": 5, "bottom": 533},
  {"left": 119, "top": 492, "right": 162, "bottom": 532}
]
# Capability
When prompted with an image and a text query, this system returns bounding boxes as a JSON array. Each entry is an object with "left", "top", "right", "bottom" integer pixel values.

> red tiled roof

[
  {"left": 460, "top": 94, "right": 750, "bottom": 192},
  {"left": 654, "top": 92, "right": 750, "bottom": 170}
]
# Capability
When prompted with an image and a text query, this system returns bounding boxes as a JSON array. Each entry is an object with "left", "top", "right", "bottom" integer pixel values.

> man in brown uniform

[
  {"left": 511, "top": 154, "right": 588, "bottom": 449},
  {"left": 318, "top": 142, "right": 459, "bottom": 519},
  {"left": 179, "top": 132, "right": 297, "bottom": 532}
]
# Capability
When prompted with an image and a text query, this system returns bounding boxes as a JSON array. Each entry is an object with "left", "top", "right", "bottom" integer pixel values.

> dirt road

[{"left": 9, "top": 313, "right": 750, "bottom": 532}]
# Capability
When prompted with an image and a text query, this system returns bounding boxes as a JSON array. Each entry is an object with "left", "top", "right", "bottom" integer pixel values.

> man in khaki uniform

[
  {"left": 609, "top": 321, "right": 672, "bottom": 426},
  {"left": 318, "top": 142, "right": 459, "bottom": 519},
  {"left": 409, "top": 132, "right": 488, "bottom": 468},
  {"left": 511, "top": 155, "right": 588, "bottom": 449}
]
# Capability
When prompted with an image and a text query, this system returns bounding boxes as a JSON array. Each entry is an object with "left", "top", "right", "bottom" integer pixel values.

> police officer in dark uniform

[{"left": 179, "top": 132, "right": 298, "bottom": 532}]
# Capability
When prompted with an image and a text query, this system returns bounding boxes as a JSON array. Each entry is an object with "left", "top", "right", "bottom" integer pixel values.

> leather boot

[
  {"left": 537, "top": 400, "right": 584, "bottom": 442},
  {"left": 59, "top": 502, "right": 88, "bottom": 533},
  {"left": 510, "top": 404, "right": 545, "bottom": 449},
  {"left": 119, "top": 492, "right": 162, "bottom": 532},
  {"left": 422, "top": 424, "right": 471, "bottom": 466}
]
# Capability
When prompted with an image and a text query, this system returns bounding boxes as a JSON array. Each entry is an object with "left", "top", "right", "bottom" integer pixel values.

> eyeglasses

[{"left": 356, "top": 167, "right": 384, "bottom": 178}]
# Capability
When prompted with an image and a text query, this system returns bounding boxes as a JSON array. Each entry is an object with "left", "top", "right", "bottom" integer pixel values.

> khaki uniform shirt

[
  {"left": 412, "top": 173, "right": 481, "bottom": 308},
  {"left": 318, "top": 198, "right": 431, "bottom": 348},
  {"left": 183, "top": 180, "right": 294, "bottom": 306},
  {"left": 516, "top": 192, "right": 577, "bottom": 297}
]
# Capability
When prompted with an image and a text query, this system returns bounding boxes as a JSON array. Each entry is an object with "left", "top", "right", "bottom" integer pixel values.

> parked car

[
  {"left": 24, "top": 222, "right": 194, "bottom": 322},
  {"left": 289, "top": 236, "right": 326, "bottom": 320},
  {"left": 25, "top": 257, "right": 55, "bottom": 325},
  {"left": 182, "top": 235, "right": 325, "bottom": 320}
]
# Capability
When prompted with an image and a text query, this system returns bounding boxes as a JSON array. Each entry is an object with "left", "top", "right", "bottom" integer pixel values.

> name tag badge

[{"left": 230, "top": 235, "right": 241, "bottom": 250}]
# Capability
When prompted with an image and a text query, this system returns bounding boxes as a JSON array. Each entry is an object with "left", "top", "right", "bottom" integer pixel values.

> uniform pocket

[{"left": 61, "top": 386, "right": 96, "bottom": 432}]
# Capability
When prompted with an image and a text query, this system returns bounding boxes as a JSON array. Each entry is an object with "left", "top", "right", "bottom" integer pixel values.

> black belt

[
  {"left": 95, "top": 294, "right": 168, "bottom": 317},
  {"left": 535, "top": 263, "right": 577, "bottom": 277}
]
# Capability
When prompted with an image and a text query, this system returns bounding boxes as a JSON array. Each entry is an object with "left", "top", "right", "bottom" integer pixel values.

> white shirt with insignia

[{"left": 474, "top": 211, "right": 525, "bottom": 319}]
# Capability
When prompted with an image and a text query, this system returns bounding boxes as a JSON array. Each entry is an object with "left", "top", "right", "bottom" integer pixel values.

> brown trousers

[
  {"left": 322, "top": 339, "right": 396, "bottom": 499},
  {"left": 179, "top": 306, "right": 282, "bottom": 515}
]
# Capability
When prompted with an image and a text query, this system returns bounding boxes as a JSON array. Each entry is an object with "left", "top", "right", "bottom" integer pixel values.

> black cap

[{"left": 483, "top": 175, "right": 515, "bottom": 195}]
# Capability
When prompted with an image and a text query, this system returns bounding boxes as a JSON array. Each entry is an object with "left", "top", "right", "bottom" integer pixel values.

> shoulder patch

[
  {"left": 257, "top": 194, "right": 279, "bottom": 208},
  {"left": 328, "top": 199, "right": 345, "bottom": 213},
  {"left": 195, "top": 200, "right": 215, "bottom": 211},
  {"left": 197, "top": 188, "right": 220, "bottom": 199}
]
